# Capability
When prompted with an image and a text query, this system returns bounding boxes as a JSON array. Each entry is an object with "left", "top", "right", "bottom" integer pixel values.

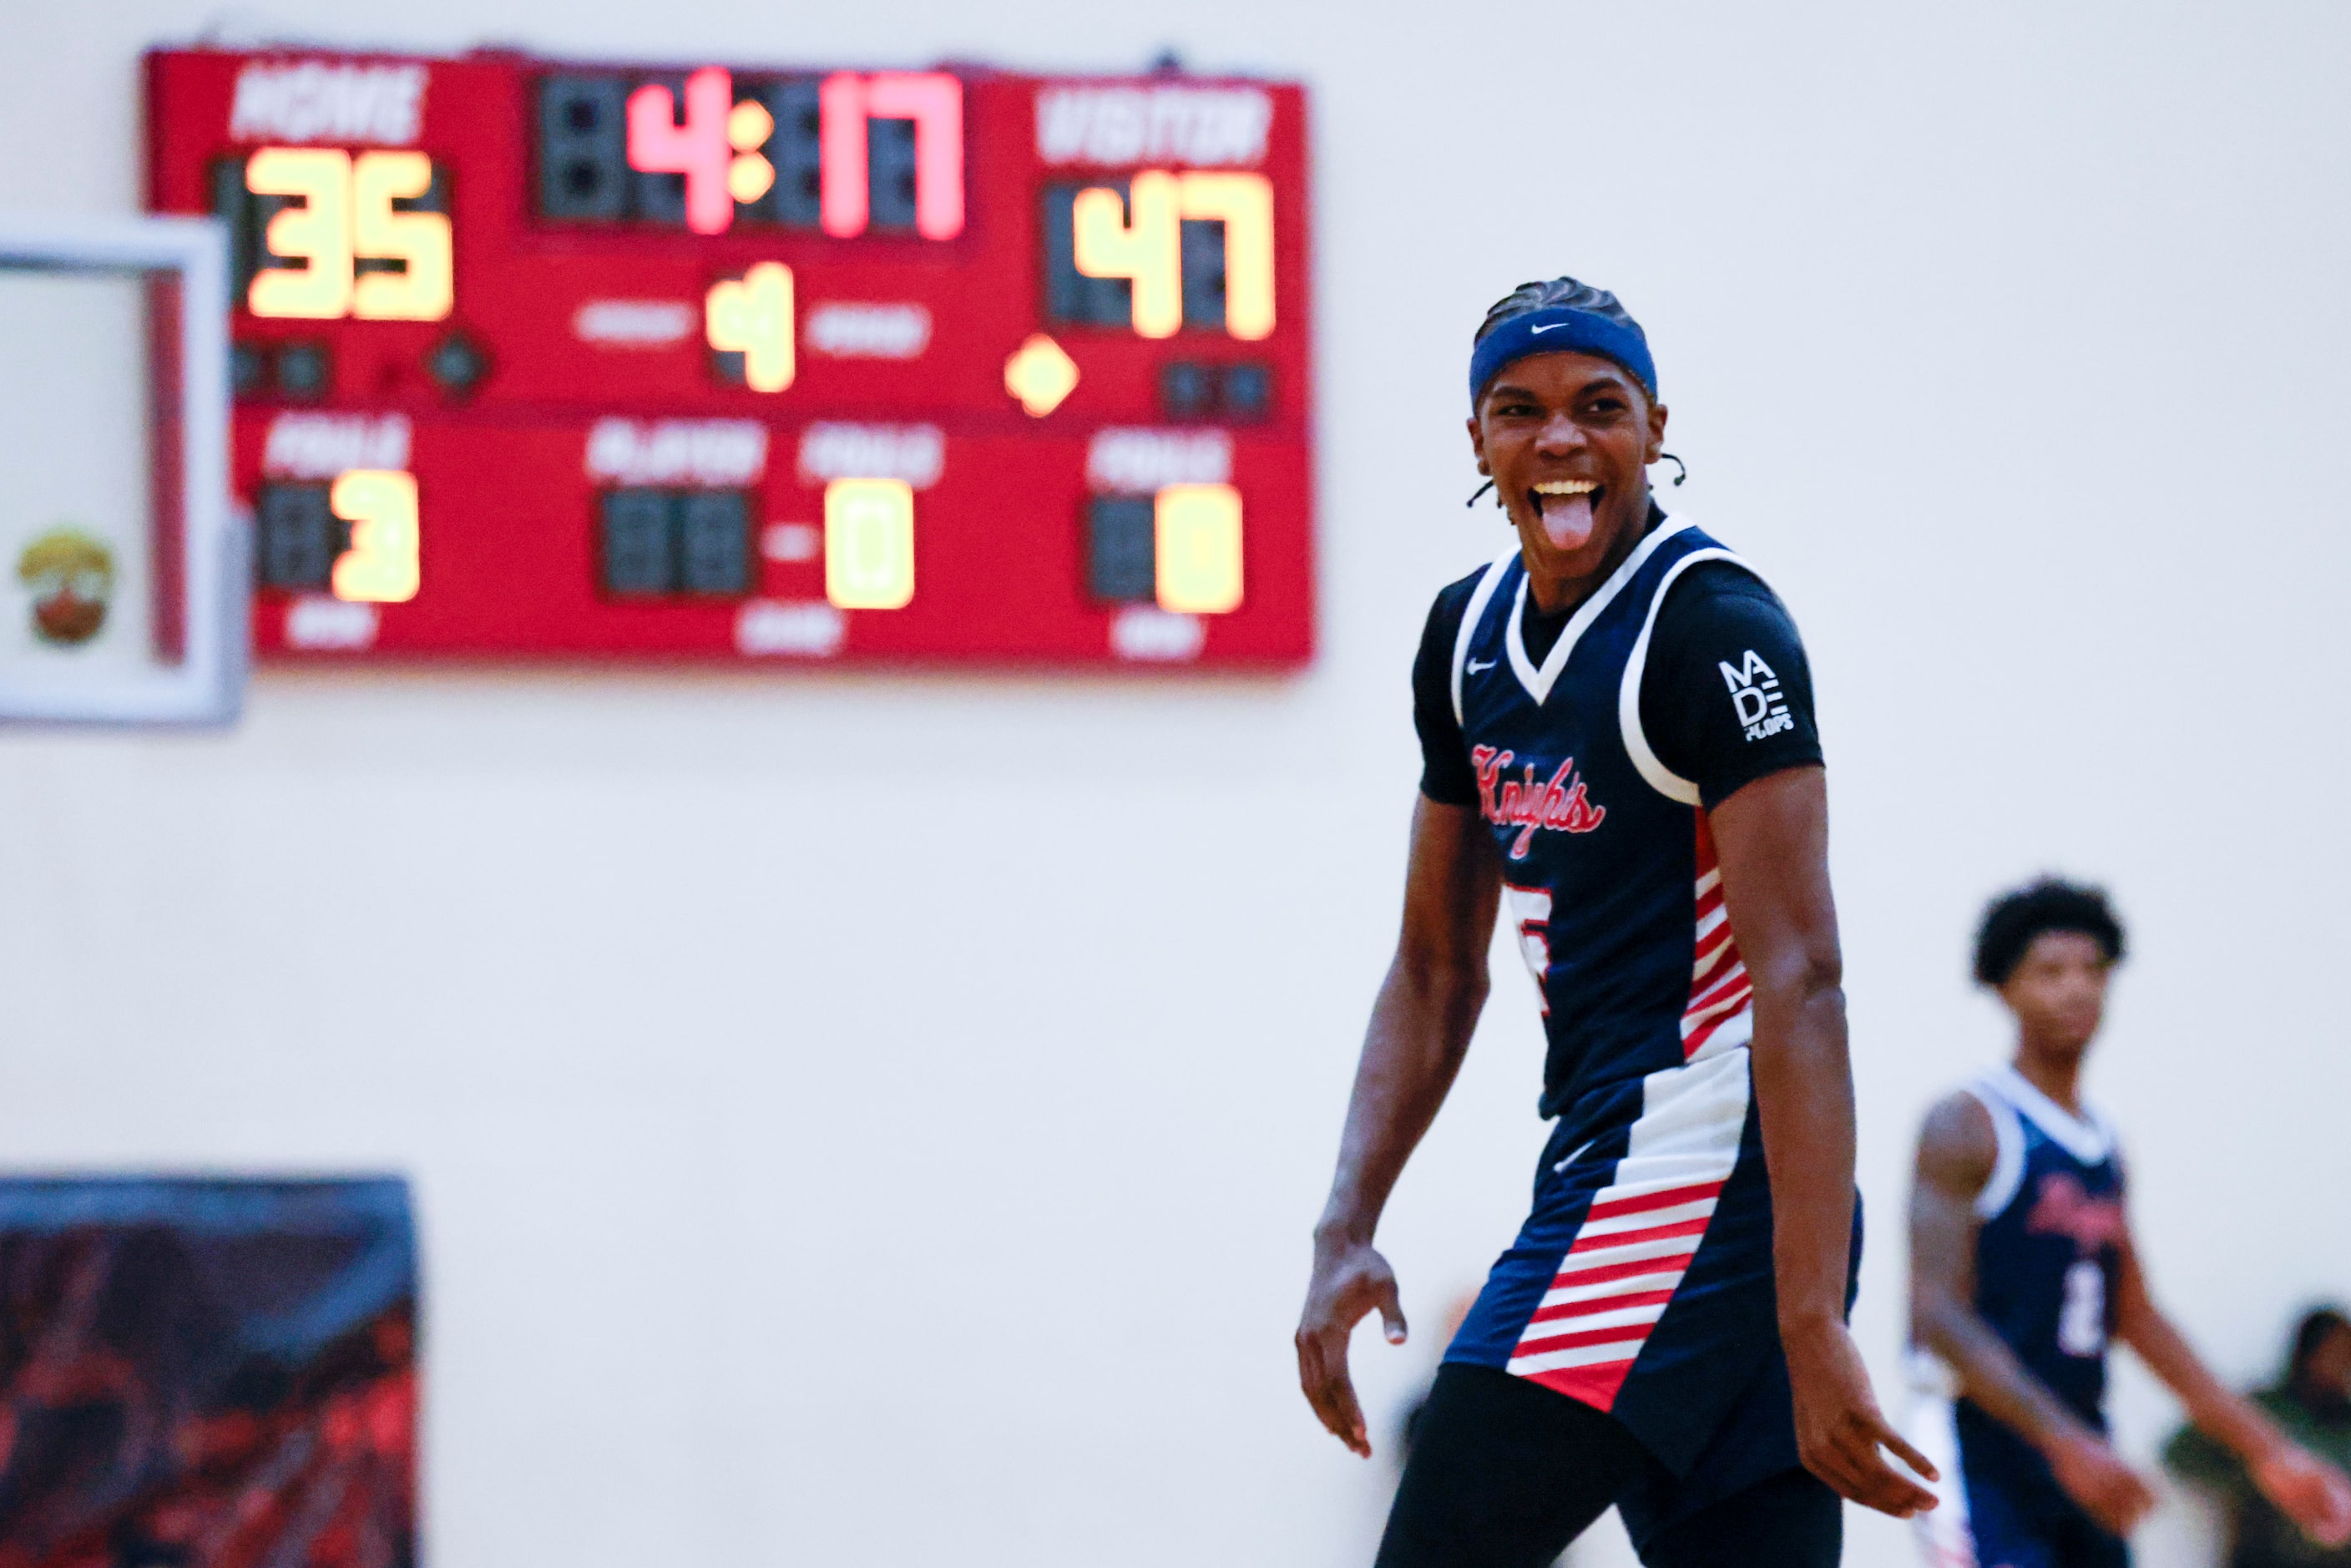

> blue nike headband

[{"left": 1469, "top": 306, "right": 1657, "bottom": 408}]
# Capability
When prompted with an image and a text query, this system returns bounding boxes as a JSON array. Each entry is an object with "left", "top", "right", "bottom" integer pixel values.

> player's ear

[
  {"left": 1645, "top": 400, "right": 1669, "bottom": 464},
  {"left": 1467, "top": 414, "right": 1489, "bottom": 474}
]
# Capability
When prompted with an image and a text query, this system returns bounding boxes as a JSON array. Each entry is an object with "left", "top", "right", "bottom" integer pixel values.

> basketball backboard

[{"left": 0, "top": 215, "right": 242, "bottom": 726}]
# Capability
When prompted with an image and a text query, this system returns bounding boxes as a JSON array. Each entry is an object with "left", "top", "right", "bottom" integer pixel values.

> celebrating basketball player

[
  {"left": 1907, "top": 879, "right": 2351, "bottom": 1568},
  {"left": 1294, "top": 277, "right": 1934, "bottom": 1566}
]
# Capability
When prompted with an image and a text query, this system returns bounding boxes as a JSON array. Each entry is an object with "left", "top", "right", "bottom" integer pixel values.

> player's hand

[
  {"left": 2251, "top": 1441, "right": 2351, "bottom": 1547},
  {"left": 2046, "top": 1430, "right": 2157, "bottom": 1536},
  {"left": 1782, "top": 1317, "right": 1940, "bottom": 1518},
  {"left": 1295, "top": 1233, "right": 1407, "bottom": 1458}
]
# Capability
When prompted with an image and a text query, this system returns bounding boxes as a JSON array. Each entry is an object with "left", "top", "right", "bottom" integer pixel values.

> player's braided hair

[
  {"left": 1971, "top": 878, "right": 2126, "bottom": 986},
  {"left": 1474, "top": 276, "right": 1643, "bottom": 345}
]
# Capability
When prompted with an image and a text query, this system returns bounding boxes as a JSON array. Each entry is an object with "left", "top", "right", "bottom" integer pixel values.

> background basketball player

[{"left": 1909, "top": 879, "right": 2351, "bottom": 1567}]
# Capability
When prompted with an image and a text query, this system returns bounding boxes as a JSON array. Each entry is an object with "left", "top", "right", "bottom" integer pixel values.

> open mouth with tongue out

[{"left": 1529, "top": 479, "right": 1602, "bottom": 553}]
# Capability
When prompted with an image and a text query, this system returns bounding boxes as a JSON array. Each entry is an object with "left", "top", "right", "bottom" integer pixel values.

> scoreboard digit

[
  {"left": 234, "top": 148, "right": 453, "bottom": 322},
  {"left": 144, "top": 50, "right": 1314, "bottom": 666}
]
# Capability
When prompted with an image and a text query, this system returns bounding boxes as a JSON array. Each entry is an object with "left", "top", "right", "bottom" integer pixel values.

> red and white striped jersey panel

[
  {"left": 1507, "top": 1046, "right": 1752, "bottom": 1407},
  {"left": 1683, "top": 818, "right": 1754, "bottom": 1062}
]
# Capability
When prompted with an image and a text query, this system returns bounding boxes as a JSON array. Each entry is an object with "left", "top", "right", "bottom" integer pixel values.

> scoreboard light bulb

[
  {"left": 1004, "top": 333, "right": 1079, "bottom": 417},
  {"left": 825, "top": 478, "right": 916, "bottom": 610},
  {"left": 330, "top": 469, "right": 422, "bottom": 604},
  {"left": 705, "top": 262, "right": 796, "bottom": 392},
  {"left": 727, "top": 99, "right": 775, "bottom": 149},
  {"left": 1154, "top": 483, "right": 1243, "bottom": 615},
  {"left": 1073, "top": 171, "right": 1181, "bottom": 338},
  {"left": 725, "top": 99, "right": 776, "bottom": 203},
  {"left": 727, "top": 151, "right": 775, "bottom": 204}
]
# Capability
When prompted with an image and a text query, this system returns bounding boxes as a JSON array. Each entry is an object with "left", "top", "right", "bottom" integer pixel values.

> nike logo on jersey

[
  {"left": 1466, "top": 658, "right": 1497, "bottom": 673},
  {"left": 1718, "top": 650, "right": 1794, "bottom": 742}
]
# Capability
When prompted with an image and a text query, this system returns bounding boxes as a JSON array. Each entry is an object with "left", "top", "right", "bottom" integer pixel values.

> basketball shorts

[{"left": 1433, "top": 1048, "right": 1863, "bottom": 1551}]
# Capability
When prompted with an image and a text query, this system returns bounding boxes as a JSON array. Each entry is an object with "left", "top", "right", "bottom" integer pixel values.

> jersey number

[
  {"left": 1504, "top": 883, "right": 1551, "bottom": 1017},
  {"left": 2059, "top": 1260, "right": 2107, "bottom": 1358}
]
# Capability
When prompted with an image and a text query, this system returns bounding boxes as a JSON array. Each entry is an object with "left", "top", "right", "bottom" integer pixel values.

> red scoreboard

[{"left": 142, "top": 49, "right": 1315, "bottom": 667}]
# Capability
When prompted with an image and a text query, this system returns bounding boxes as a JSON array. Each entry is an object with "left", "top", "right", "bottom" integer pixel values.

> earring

[
  {"left": 1656, "top": 453, "right": 1688, "bottom": 487},
  {"left": 1465, "top": 478, "right": 1496, "bottom": 508}
]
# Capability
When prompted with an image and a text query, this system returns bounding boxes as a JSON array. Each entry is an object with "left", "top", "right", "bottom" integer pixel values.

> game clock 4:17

[{"left": 536, "top": 67, "right": 963, "bottom": 239}]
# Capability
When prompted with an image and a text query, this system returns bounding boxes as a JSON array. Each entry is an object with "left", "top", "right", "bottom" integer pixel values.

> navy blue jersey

[
  {"left": 1438, "top": 514, "right": 1848, "bottom": 1514},
  {"left": 1908, "top": 1066, "right": 2131, "bottom": 1567},
  {"left": 1447, "top": 515, "right": 1774, "bottom": 1117},
  {"left": 1963, "top": 1065, "right": 2126, "bottom": 1429}
]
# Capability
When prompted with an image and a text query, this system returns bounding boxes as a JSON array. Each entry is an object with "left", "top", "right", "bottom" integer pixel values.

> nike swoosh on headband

[{"left": 1469, "top": 306, "right": 1657, "bottom": 405}]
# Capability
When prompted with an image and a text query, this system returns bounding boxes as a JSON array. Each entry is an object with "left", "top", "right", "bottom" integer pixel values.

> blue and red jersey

[{"left": 1422, "top": 514, "right": 1845, "bottom": 1537}]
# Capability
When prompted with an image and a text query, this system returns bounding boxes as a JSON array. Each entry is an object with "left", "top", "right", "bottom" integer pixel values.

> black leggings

[{"left": 1375, "top": 1365, "right": 1843, "bottom": 1568}]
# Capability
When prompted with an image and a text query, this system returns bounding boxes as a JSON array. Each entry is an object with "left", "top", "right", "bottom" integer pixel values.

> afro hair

[{"left": 1973, "top": 878, "right": 2126, "bottom": 987}]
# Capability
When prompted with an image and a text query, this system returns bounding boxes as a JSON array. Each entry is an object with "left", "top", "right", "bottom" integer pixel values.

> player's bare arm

[
  {"left": 1909, "top": 1090, "right": 2156, "bottom": 1534},
  {"left": 2111, "top": 1221, "right": 2351, "bottom": 1545},
  {"left": 1296, "top": 795, "right": 1501, "bottom": 1457},
  {"left": 1711, "top": 766, "right": 1938, "bottom": 1519}
]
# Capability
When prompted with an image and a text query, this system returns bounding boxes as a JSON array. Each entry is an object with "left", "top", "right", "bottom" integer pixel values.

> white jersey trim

[
  {"left": 1984, "top": 1064, "right": 2112, "bottom": 1166},
  {"left": 1617, "top": 525, "right": 1768, "bottom": 805},
  {"left": 1504, "top": 1045, "right": 1749, "bottom": 1394},
  {"left": 1960, "top": 1078, "right": 2029, "bottom": 1219},
  {"left": 1502, "top": 518, "right": 1695, "bottom": 708},
  {"left": 1450, "top": 550, "right": 1517, "bottom": 729}
]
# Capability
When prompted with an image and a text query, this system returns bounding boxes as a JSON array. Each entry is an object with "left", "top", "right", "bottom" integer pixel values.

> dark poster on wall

[{"left": 0, "top": 1177, "right": 417, "bottom": 1568}]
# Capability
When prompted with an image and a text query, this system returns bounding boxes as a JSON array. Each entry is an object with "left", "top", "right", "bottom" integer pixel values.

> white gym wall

[{"left": 4, "top": 4, "right": 2346, "bottom": 1564}]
